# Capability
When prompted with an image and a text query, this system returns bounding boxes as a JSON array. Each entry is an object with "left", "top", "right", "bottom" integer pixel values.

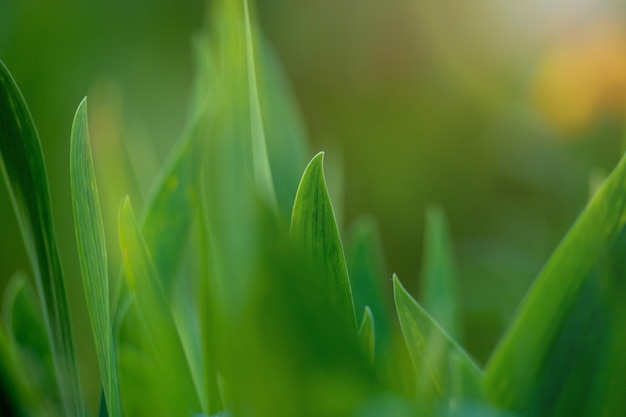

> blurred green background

[{"left": 2, "top": 0, "right": 626, "bottom": 399}]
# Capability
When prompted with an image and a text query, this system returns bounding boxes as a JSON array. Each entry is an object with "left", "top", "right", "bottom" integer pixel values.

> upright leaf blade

[
  {"left": 485, "top": 152, "right": 626, "bottom": 417},
  {"left": 243, "top": 0, "right": 277, "bottom": 210},
  {"left": 118, "top": 197, "right": 201, "bottom": 415},
  {"left": 420, "top": 205, "right": 461, "bottom": 341},
  {"left": 346, "top": 216, "right": 391, "bottom": 355},
  {"left": 290, "top": 152, "right": 357, "bottom": 330},
  {"left": 246, "top": 11, "right": 308, "bottom": 219},
  {"left": 0, "top": 60, "right": 84, "bottom": 416},
  {"left": 70, "top": 99, "right": 121, "bottom": 417},
  {"left": 394, "top": 275, "right": 482, "bottom": 410},
  {"left": 358, "top": 306, "right": 375, "bottom": 363}
]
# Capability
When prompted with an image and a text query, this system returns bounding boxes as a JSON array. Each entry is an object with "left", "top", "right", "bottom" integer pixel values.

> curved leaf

[
  {"left": 485, "top": 151, "right": 626, "bottom": 417},
  {"left": 70, "top": 99, "right": 121, "bottom": 417},
  {"left": 394, "top": 275, "right": 482, "bottom": 410},
  {"left": 290, "top": 152, "right": 356, "bottom": 330},
  {"left": 0, "top": 59, "right": 84, "bottom": 416}
]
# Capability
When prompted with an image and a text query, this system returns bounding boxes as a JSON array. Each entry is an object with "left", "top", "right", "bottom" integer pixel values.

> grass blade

[
  {"left": 346, "top": 216, "right": 391, "bottom": 355},
  {"left": 118, "top": 197, "right": 201, "bottom": 415},
  {"left": 243, "top": 0, "right": 277, "bottom": 210},
  {"left": 250, "top": 22, "right": 308, "bottom": 219},
  {"left": 485, "top": 153, "right": 626, "bottom": 416},
  {"left": 290, "top": 152, "right": 357, "bottom": 330},
  {"left": 359, "top": 306, "right": 375, "bottom": 363},
  {"left": 70, "top": 99, "right": 121, "bottom": 417},
  {"left": 0, "top": 59, "right": 84, "bottom": 416},
  {"left": 420, "top": 205, "right": 461, "bottom": 341},
  {"left": 393, "top": 275, "right": 482, "bottom": 410}
]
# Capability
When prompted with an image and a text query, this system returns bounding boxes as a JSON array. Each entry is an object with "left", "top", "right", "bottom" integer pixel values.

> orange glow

[{"left": 534, "top": 21, "right": 626, "bottom": 135}]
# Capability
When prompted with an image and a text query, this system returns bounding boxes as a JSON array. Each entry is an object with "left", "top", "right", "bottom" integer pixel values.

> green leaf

[
  {"left": 0, "top": 59, "right": 84, "bottom": 416},
  {"left": 243, "top": 0, "right": 277, "bottom": 210},
  {"left": 2, "top": 272, "right": 57, "bottom": 416},
  {"left": 70, "top": 98, "right": 121, "bottom": 417},
  {"left": 253, "top": 30, "right": 308, "bottom": 220},
  {"left": 0, "top": 325, "right": 29, "bottom": 417},
  {"left": 118, "top": 197, "right": 201, "bottom": 415},
  {"left": 290, "top": 152, "right": 357, "bottom": 330},
  {"left": 2, "top": 272, "right": 53, "bottom": 381},
  {"left": 420, "top": 205, "right": 461, "bottom": 341},
  {"left": 346, "top": 216, "right": 391, "bottom": 354},
  {"left": 485, "top": 152, "right": 626, "bottom": 416},
  {"left": 393, "top": 275, "right": 482, "bottom": 410},
  {"left": 358, "top": 306, "right": 375, "bottom": 363},
  {"left": 138, "top": 108, "right": 206, "bottom": 296}
]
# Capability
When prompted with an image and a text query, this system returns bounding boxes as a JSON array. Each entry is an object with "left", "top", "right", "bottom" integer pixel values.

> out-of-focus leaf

[
  {"left": 358, "top": 306, "right": 375, "bottom": 363},
  {"left": 70, "top": 98, "right": 121, "bottom": 417},
  {"left": 138, "top": 110, "right": 205, "bottom": 295},
  {"left": 393, "top": 275, "right": 482, "bottom": 411},
  {"left": 420, "top": 205, "right": 461, "bottom": 341},
  {"left": 290, "top": 152, "right": 357, "bottom": 330},
  {"left": 255, "top": 34, "right": 308, "bottom": 219},
  {"left": 243, "top": 0, "right": 277, "bottom": 210},
  {"left": 346, "top": 216, "right": 391, "bottom": 354},
  {"left": 118, "top": 197, "right": 201, "bottom": 415},
  {"left": 0, "top": 325, "right": 29, "bottom": 417},
  {"left": 2, "top": 272, "right": 52, "bottom": 379},
  {"left": 2, "top": 272, "right": 59, "bottom": 416},
  {"left": 485, "top": 152, "right": 626, "bottom": 417},
  {"left": 0, "top": 60, "right": 84, "bottom": 416}
]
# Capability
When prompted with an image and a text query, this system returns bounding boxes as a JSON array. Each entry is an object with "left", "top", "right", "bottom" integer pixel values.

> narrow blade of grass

[
  {"left": 393, "top": 275, "right": 482, "bottom": 410},
  {"left": 359, "top": 306, "right": 375, "bottom": 363},
  {"left": 346, "top": 216, "right": 391, "bottom": 354},
  {"left": 252, "top": 27, "right": 308, "bottom": 220},
  {"left": 0, "top": 59, "right": 84, "bottom": 417},
  {"left": 243, "top": 0, "right": 277, "bottom": 210},
  {"left": 420, "top": 205, "right": 461, "bottom": 341},
  {"left": 70, "top": 98, "right": 121, "bottom": 417},
  {"left": 485, "top": 153, "right": 626, "bottom": 417},
  {"left": 290, "top": 152, "right": 357, "bottom": 330},
  {"left": 118, "top": 197, "right": 201, "bottom": 414}
]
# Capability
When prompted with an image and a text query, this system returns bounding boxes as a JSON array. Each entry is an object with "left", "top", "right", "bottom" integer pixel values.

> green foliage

[
  {"left": 0, "top": 60, "right": 85, "bottom": 417},
  {"left": 394, "top": 275, "right": 483, "bottom": 412},
  {"left": 1, "top": 0, "right": 625, "bottom": 416},
  {"left": 291, "top": 152, "right": 357, "bottom": 330},
  {"left": 70, "top": 99, "right": 122, "bottom": 417},
  {"left": 420, "top": 205, "right": 461, "bottom": 342},
  {"left": 485, "top": 141, "right": 626, "bottom": 417}
]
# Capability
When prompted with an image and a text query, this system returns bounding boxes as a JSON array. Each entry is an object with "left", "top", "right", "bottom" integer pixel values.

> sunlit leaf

[
  {"left": 420, "top": 205, "right": 461, "bottom": 341},
  {"left": 291, "top": 152, "right": 357, "bottom": 330},
  {"left": 485, "top": 152, "right": 626, "bottom": 417},
  {"left": 70, "top": 98, "right": 121, "bottom": 417},
  {"left": 393, "top": 275, "right": 482, "bottom": 410},
  {"left": 0, "top": 59, "right": 84, "bottom": 416}
]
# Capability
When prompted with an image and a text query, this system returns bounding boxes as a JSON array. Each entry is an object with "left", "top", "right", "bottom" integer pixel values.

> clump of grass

[{"left": 1, "top": 1, "right": 626, "bottom": 416}]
